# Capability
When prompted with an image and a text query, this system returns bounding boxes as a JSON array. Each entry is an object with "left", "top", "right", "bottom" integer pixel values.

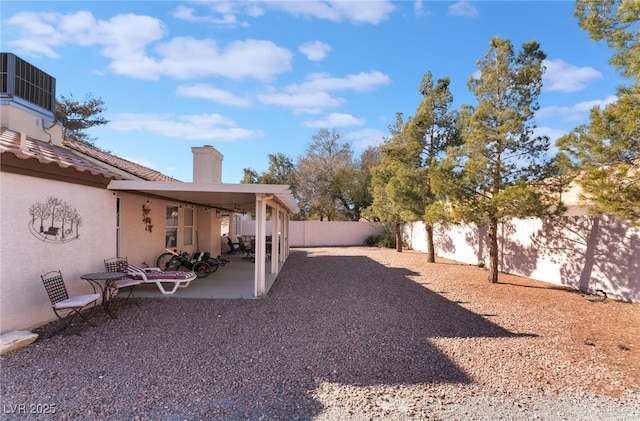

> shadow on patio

[{"left": 2, "top": 248, "right": 534, "bottom": 420}]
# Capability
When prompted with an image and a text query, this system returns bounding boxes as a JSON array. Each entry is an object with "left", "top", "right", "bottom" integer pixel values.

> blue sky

[{"left": 2, "top": 1, "right": 623, "bottom": 183}]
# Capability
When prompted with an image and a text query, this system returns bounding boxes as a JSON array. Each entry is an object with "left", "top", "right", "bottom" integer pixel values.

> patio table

[{"left": 80, "top": 271, "right": 126, "bottom": 317}]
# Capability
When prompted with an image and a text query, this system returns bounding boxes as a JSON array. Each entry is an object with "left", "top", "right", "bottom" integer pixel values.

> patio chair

[
  {"left": 104, "top": 257, "right": 143, "bottom": 305},
  {"left": 40, "top": 270, "right": 100, "bottom": 335},
  {"left": 126, "top": 264, "right": 197, "bottom": 295},
  {"left": 237, "top": 236, "right": 254, "bottom": 260},
  {"left": 225, "top": 235, "right": 242, "bottom": 254}
]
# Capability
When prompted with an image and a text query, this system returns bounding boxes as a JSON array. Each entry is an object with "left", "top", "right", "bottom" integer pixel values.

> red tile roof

[
  {"left": 0, "top": 127, "right": 179, "bottom": 182},
  {"left": 64, "top": 138, "right": 180, "bottom": 182}
]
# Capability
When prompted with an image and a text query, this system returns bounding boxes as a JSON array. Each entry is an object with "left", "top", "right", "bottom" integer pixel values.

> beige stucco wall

[
  {"left": 0, "top": 177, "right": 225, "bottom": 333},
  {"left": 0, "top": 172, "right": 116, "bottom": 332},
  {"left": 0, "top": 103, "right": 64, "bottom": 145},
  {"left": 116, "top": 193, "right": 223, "bottom": 268}
]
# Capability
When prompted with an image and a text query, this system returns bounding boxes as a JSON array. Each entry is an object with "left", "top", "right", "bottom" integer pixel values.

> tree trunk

[
  {"left": 426, "top": 223, "right": 435, "bottom": 263},
  {"left": 488, "top": 217, "right": 499, "bottom": 283},
  {"left": 395, "top": 222, "right": 403, "bottom": 252}
]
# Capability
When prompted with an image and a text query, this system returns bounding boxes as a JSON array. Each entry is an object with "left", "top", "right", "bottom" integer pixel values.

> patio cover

[{"left": 107, "top": 180, "right": 299, "bottom": 297}]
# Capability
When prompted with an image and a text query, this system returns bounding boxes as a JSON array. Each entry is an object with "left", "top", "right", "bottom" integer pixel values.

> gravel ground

[{"left": 1, "top": 247, "right": 639, "bottom": 420}]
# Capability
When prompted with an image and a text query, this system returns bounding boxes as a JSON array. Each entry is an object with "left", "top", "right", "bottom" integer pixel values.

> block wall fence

[{"left": 242, "top": 217, "right": 639, "bottom": 303}]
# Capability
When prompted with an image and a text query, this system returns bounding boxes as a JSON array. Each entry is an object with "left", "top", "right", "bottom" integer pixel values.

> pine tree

[{"left": 441, "top": 37, "right": 561, "bottom": 283}]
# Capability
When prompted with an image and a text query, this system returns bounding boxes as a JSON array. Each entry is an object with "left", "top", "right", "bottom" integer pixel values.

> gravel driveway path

[{"left": 1, "top": 247, "right": 639, "bottom": 420}]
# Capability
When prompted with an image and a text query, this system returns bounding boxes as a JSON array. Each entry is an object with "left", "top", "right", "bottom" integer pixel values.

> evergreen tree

[
  {"left": 408, "top": 72, "right": 460, "bottom": 262},
  {"left": 440, "top": 37, "right": 562, "bottom": 283},
  {"left": 55, "top": 93, "right": 108, "bottom": 145},
  {"left": 557, "top": 1, "right": 640, "bottom": 225},
  {"left": 366, "top": 113, "right": 412, "bottom": 251}
]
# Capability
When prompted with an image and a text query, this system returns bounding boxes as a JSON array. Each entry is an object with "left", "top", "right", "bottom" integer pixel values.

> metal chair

[
  {"left": 103, "top": 257, "right": 142, "bottom": 305},
  {"left": 40, "top": 270, "right": 100, "bottom": 335},
  {"left": 225, "top": 235, "right": 242, "bottom": 254},
  {"left": 237, "top": 236, "right": 254, "bottom": 260}
]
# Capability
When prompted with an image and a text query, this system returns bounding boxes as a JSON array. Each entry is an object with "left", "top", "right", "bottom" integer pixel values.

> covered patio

[
  {"left": 133, "top": 252, "right": 284, "bottom": 299},
  {"left": 107, "top": 180, "right": 299, "bottom": 298}
]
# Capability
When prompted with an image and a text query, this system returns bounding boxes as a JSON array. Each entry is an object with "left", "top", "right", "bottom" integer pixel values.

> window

[
  {"left": 183, "top": 207, "right": 193, "bottom": 246},
  {"left": 234, "top": 214, "right": 242, "bottom": 236},
  {"left": 165, "top": 205, "right": 179, "bottom": 248}
]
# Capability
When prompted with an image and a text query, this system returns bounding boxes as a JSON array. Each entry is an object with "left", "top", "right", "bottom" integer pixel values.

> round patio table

[{"left": 81, "top": 272, "right": 126, "bottom": 317}]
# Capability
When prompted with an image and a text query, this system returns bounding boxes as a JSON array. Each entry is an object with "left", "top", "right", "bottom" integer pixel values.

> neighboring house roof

[{"left": 0, "top": 126, "right": 178, "bottom": 182}]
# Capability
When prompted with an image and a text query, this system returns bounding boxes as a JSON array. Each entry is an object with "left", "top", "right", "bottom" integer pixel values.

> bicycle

[
  {"left": 156, "top": 249, "right": 212, "bottom": 278},
  {"left": 208, "top": 255, "right": 231, "bottom": 273}
]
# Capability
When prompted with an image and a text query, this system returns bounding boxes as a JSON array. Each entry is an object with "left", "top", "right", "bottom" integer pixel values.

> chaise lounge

[{"left": 126, "top": 264, "right": 197, "bottom": 295}]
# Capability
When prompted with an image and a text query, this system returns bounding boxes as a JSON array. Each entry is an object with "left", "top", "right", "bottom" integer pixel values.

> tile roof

[
  {"left": 0, "top": 127, "right": 179, "bottom": 182},
  {"left": 64, "top": 138, "right": 180, "bottom": 182}
]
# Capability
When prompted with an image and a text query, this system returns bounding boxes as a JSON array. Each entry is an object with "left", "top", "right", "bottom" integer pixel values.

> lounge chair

[{"left": 126, "top": 264, "right": 197, "bottom": 295}]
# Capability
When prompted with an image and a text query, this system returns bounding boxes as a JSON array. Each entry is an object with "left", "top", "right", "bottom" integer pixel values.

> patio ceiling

[{"left": 107, "top": 180, "right": 299, "bottom": 215}]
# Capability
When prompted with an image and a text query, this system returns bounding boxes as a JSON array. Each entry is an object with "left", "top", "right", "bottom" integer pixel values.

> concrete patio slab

[{"left": 131, "top": 254, "right": 282, "bottom": 299}]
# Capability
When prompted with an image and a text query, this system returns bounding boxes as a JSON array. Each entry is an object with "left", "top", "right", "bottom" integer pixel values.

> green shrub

[
  {"left": 364, "top": 234, "right": 380, "bottom": 247},
  {"left": 379, "top": 231, "right": 396, "bottom": 249}
]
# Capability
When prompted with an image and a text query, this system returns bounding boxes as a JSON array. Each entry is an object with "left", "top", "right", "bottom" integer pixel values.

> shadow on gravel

[{"left": 1, "top": 249, "right": 533, "bottom": 420}]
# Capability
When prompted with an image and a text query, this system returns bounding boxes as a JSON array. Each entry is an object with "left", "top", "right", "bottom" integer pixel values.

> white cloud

[
  {"left": 5, "top": 11, "right": 167, "bottom": 59},
  {"left": 172, "top": 5, "right": 248, "bottom": 27},
  {"left": 175, "top": 84, "right": 252, "bottom": 107},
  {"left": 154, "top": 37, "right": 293, "bottom": 81},
  {"left": 413, "top": 0, "right": 433, "bottom": 17},
  {"left": 448, "top": 1, "right": 478, "bottom": 17},
  {"left": 109, "top": 113, "right": 261, "bottom": 141},
  {"left": 202, "top": 1, "right": 266, "bottom": 18},
  {"left": 299, "top": 41, "right": 332, "bottom": 61},
  {"left": 543, "top": 59, "right": 603, "bottom": 92},
  {"left": 5, "top": 11, "right": 291, "bottom": 82},
  {"left": 345, "top": 128, "right": 388, "bottom": 150},
  {"left": 288, "top": 71, "right": 391, "bottom": 93},
  {"left": 272, "top": 0, "right": 395, "bottom": 24},
  {"left": 303, "top": 113, "right": 365, "bottom": 128},
  {"left": 536, "top": 95, "right": 618, "bottom": 121},
  {"left": 257, "top": 90, "right": 345, "bottom": 114},
  {"left": 257, "top": 71, "right": 390, "bottom": 114},
  {"left": 533, "top": 126, "right": 568, "bottom": 143}
]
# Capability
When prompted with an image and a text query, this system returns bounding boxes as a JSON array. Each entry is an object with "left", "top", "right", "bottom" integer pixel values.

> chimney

[{"left": 192, "top": 145, "right": 224, "bottom": 183}]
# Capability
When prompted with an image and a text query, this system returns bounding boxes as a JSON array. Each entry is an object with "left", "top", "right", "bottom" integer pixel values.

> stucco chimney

[{"left": 192, "top": 145, "right": 224, "bottom": 183}]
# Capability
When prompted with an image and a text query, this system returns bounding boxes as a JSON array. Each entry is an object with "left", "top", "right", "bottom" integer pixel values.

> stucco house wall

[
  {"left": 0, "top": 172, "right": 117, "bottom": 331},
  {"left": 117, "top": 192, "right": 223, "bottom": 268},
  {"left": 0, "top": 101, "right": 63, "bottom": 144}
]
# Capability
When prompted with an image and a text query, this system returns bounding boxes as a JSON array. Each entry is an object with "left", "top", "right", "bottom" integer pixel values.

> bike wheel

[
  {"left": 156, "top": 253, "right": 175, "bottom": 270},
  {"left": 208, "top": 259, "right": 220, "bottom": 273},
  {"left": 193, "top": 261, "right": 211, "bottom": 278}
]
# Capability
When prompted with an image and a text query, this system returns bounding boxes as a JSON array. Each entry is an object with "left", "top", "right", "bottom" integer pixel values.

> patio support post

[
  {"left": 271, "top": 205, "right": 280, "bottom": 275},
  {"left": 254, "top": 194, "right": 267, "bottom": 296},
  {"left": 284, "top": 213, "right": 290, "bottom": 260}
]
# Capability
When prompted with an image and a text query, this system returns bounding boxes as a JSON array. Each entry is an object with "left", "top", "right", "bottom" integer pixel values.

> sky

[{"left": 1, "top": 1, "right": 625, "bottom": 183}]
